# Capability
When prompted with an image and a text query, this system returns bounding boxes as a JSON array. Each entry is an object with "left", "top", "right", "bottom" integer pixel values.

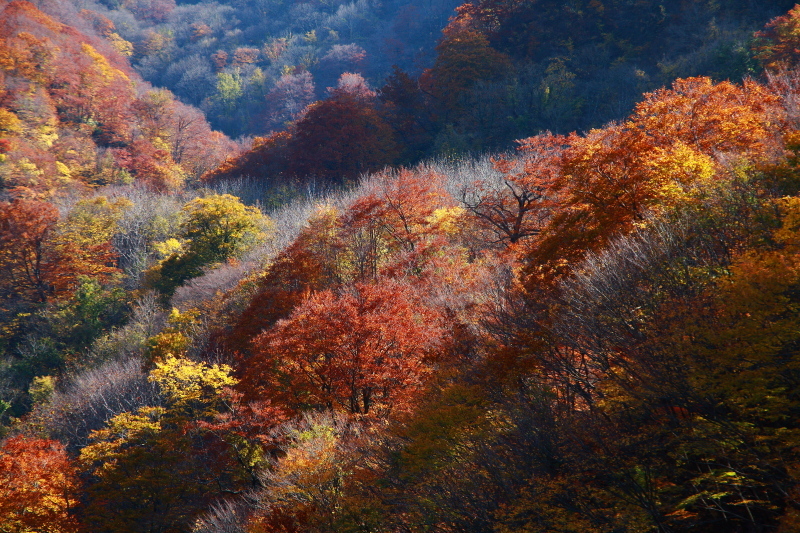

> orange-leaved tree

[
  {"left": 343, "top": 168, "right": 452, "bottom": 279},
  {"left": 250, "top": 280, "right": 444, "bottom": 416},
  {"left": 754, "top": 4, "right": 800, "bottom": 71},
  {"left": 462, "top": 132, "right": 566, "bottom": 246},
  {"left": 0, "top": 198, "right": 116, "bottom": 303},
  {"left": 523, "top": 76, "right": 782, "bottom": 287},
  {"left": 0, "top": 198, "right": 61, "bottom": 303},
  {"left": 0, "top": 434, "right": 81, "bottom": 533},
  {"left": 221, "top": 204, "right": 347, "bottom": 359}
]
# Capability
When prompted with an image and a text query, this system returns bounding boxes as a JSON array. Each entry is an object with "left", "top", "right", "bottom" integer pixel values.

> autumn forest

[{"left": 3, "top": 0, "right": 800, "bottom": 531}]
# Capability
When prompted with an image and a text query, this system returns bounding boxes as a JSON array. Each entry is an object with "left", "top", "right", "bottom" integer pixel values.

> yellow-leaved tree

[
  {"left": 148, "top": 193, "right": 271, "bottom": 297},
  {"left": 79, "top": 355, "right": 239, "bottom": 533}
]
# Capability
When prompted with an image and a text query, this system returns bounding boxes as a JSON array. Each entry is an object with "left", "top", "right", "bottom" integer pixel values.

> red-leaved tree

[{"left": 250, "top": 280, "right": 443, "bottom": 416}]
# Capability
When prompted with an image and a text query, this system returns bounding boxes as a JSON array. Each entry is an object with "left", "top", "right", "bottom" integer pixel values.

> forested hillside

[
  {"left": 66, "top": 0, "right": 461, "bottom": 137},
  {"left": 4, "top": 0, "right": 800, "bottom": 532},
  {"left": 201, "top": 0, "right": 799, "bottom": 187},
  {"left": 42, "top": 0, "right": 796, "bottom": 145}
]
